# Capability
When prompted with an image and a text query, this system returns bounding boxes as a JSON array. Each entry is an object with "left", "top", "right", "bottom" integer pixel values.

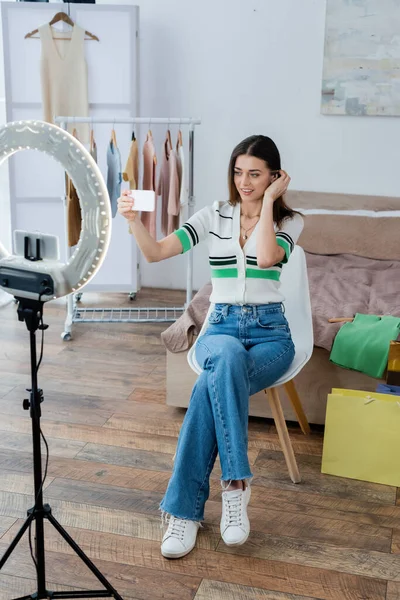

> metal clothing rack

[{"left": 55, "top": 116, "right": 201, "bottom": 340}]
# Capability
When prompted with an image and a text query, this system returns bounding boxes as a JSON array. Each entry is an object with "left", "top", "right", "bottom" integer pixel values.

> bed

[{"left": 162, "top": 191, "right": 400, "bottom": 425}]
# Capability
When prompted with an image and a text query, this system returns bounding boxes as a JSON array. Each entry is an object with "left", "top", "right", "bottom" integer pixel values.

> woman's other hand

[{"left": 263, "top": 170, "right": 291, "bottom": 203}]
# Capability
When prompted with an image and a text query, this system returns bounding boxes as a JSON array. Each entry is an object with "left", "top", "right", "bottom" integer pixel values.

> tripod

[{"left": 0, "top": 298, "right": 123, "bottom": 600}]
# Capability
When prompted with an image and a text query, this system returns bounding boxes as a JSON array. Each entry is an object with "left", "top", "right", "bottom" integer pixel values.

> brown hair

[{"left": 228, "top": 135, "right": 297, "bottom": 228}]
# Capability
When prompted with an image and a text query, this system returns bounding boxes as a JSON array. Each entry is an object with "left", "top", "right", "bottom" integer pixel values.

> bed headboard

[{"left": 287, "top": 190, "right": 400, "bottom": 261}]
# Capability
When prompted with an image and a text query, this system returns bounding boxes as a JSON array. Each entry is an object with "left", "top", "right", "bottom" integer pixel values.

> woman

[{"left": 118, "top": 135, "right": 303, "bottom": 559}]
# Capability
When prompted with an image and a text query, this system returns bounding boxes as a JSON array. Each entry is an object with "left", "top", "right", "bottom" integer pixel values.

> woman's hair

[{"left": 228, "top": 134, "right": 297, "bottom": 227}]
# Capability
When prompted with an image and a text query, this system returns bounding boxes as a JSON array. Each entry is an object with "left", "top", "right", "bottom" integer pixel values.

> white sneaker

[
  {"left": 161, "top": 516, "right": 200, "bottom": 559},
  {"left": 220, "top": 484, "right": 251, "bottom": 546}
]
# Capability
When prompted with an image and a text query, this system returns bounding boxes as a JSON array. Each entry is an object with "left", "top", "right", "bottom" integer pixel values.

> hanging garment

[
  {"left": 166, "top": 148, "right": 180, "bottom": 236},
  {"left": 141, "top": 131, "right": 157, "bottom": 239},
  {"left": 66, "top": 129, "right": 81, "bottom": 247},
  {"left": 122, "top": 136, "right": 139, "bottom": 190},
  {"left": 176, "top": 132, "right": 188, "bottom": 226},
  {"left": 90, "top": 128, "right": 98, "bottom": 163},
  {"left": 330, "top": 313, "right": 400, "bottom": 378},
  {"left": 39, "top": 23, "right": 89, "bottom": 141},
  {"left": 66, "top": 132, "right": 98, "bottom": 246},
  {"left": 66, "top": 172, "right": 81, "bottom": 247},
  {"left": 157, "top": 135, "right": 171, "bottom": 237},
  {"left": 107, "top": 139, "right": 122, "bottom": 218},
  {"left": 158, "top": 133, "right": 181, "bottom": 237}
]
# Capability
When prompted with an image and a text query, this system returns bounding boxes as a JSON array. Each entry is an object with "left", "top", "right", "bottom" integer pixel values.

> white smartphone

[
  {"left": 14, "top": 230, "right": 60, "bottom": 261},
  {"left": 127, "top": 190, "right": 156, "bottom": 212}
]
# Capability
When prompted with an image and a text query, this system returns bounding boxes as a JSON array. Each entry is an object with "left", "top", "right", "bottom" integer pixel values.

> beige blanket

[
  {"left": 161, "top": 283, "right": 212, "bottom": 353},
  {"left": 161, "top": 253, "right": 400, "bottom": 353}
]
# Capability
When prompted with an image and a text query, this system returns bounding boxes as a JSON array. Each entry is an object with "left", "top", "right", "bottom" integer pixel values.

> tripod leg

[
  {"left": 0, "top": 513, "right": 34, "bottom": 570},
  {"left": 47, "top": 512, "right": 124, "bottom": 600}
]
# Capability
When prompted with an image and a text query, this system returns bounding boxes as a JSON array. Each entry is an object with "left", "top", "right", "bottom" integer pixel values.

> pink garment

[
  {"left": 141, "top": 132, "right": 157, "bottom": 239},
  {"left": 157, "top": 136, "right": 171, "bottom": 237},
  {"left": 157, "top": 133, "right": 181, "bottom": 236},
  {"left": 175, "top": 140, "right": 183, "bottom": 228},
  {"left": 167, "top": 149, "right": 180, "bottom": 235}
]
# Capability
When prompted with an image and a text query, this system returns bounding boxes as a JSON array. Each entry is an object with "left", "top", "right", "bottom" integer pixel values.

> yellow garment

[
  {"left": 321, "top": 388, "right": 400, "bottom": 487},
  {"left": 66, "top": 174, "right": 81, "bottom": 247},
  {"left": 123, "top": 139, "right": 139, "bottom": 189}
]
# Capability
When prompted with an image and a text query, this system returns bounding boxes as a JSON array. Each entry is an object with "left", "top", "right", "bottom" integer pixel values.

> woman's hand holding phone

[{"left": 117, "top": 190, "right": 138, "bottom": 223}]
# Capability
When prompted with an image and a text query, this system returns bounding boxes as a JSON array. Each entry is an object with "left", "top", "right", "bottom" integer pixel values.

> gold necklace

[
  {"left": 240, "top": 214, "right": 260, "bottom": 240},
  {"left": 241, "top": 222, "right": 258, "bottom": 240}
]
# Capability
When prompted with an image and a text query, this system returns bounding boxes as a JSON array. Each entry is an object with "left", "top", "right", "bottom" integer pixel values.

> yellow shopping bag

[{"left": 321, "top": 388, "right": 400, "bottom": 487}]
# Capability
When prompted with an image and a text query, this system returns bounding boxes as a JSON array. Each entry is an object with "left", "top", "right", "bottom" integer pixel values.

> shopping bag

[
  {"left": 321, "top": 388, "right": 400, "bottom": 487},
  {"left": 387, "top": 340, "right": 400, "bottom": 385}
]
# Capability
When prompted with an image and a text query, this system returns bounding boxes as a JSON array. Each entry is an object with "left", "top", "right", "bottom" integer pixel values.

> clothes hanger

[
  {"left": 110, "top": 121, "right": 118, "bottom": 147},
  {"left": 166, "top": 119, "right": 172, "bottom": 150},
  {"left": 177, "top": 120, "right": 183, "bottom": 149},
  {"left": 25, "top": 11, "right": 99, "bottom": 41},
  {"left": 328, "top": 316, "right": 385, "bottom": 323},
  {"left": 90, "top": 120, "right": 95, "bottom": 153},
  {"left": 151, "top": 119, "right": 157, "bottom": 165}
]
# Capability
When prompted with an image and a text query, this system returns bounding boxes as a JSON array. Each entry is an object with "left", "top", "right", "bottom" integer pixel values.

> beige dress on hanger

[
  {"left": 39, "top": 23, "right": 89, "bottom": 141},
  {"left": 141, "top": 132, "right": 157, "bottom": 239}
]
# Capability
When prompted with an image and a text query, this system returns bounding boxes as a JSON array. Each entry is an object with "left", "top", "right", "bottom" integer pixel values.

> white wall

[
  {"left": 103, "top": 0, "right": 399, "bottom": 291},
  {"left": 2, "top": 0, "right": 400, "bottom": 291}
]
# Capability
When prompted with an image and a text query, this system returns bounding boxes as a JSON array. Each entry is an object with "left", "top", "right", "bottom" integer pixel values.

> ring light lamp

[
  {"left": 0, "top": 122, "right": 124, "bottom": 600},
  {"left": 0, "top": 120, "right": 111, "bottom": 301}
]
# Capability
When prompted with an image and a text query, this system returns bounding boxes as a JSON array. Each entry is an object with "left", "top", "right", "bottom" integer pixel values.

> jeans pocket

[
  {"left": 208, "top": 310, "right": 224, "bottom": 324},
  {"left": 256, "top": 314, "right": 288, "bottom": 330}
]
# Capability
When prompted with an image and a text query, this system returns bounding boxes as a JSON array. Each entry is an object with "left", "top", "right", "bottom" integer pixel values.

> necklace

[
  {"left": 240, "top": 214, "right": 260, "bottom": 240},
  {"left": 241, "top": 224, "right": 256, "bottom": 240}
]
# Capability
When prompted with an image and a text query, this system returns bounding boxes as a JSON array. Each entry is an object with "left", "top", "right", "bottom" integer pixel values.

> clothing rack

[{"left": 55, "top": 116, "right": 201, "bottom": 340}]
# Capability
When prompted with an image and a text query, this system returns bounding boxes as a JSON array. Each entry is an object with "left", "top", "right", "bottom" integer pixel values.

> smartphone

[
  {"left": 14, "top": 230, "right": 60, "bottom": 261},
  {"left": 127, "top": 190, "right": 156, "bottom": 212}
]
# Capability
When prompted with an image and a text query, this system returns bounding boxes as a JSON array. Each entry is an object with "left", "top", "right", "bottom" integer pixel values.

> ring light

[{"left": 0, "top": 120, "right": 111, "bottom": 301}]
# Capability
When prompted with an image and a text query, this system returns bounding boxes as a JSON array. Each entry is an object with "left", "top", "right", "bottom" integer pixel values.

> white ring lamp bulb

[{"left": 0, "top": 121, "right": 111, "bottom": 301}]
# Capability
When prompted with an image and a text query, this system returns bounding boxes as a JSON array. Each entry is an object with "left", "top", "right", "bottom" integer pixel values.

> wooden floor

[{"left": 0, "top": 288, "right": 400, "bottom": 600}]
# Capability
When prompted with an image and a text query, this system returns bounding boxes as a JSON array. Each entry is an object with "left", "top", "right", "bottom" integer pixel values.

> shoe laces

[
  {"left": 167, "top": 516, "right": 186, "bottom": 541},
  {"left": 223, "top": 490, "right": 243, "bottom": 527}
]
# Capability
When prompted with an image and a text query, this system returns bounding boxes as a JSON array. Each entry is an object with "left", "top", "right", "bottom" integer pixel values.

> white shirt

[{"left": 174, "top": 200, "right": 304, "bottom": 305}]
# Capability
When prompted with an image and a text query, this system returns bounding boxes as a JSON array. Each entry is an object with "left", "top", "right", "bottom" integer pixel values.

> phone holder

[{"left": 0, "top": 120, "right": 111, "bottom": 301}]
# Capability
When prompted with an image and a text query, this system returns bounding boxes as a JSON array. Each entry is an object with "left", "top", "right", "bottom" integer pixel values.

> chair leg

[
  {"left": 284, "top": 379, "right": 311, "bottom": 436},
  {"left": 266, "top": 387, "right": 301, "bottom": 484}
]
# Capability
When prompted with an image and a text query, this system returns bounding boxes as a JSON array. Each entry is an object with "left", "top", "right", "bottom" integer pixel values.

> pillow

[{"left": 297, "top": 211, "right": 400, "bottom": 260}]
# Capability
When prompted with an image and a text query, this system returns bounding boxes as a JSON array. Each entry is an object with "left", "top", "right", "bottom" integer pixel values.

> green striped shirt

[{"left": 174, "top": 201, "right": 304, "bottom": 305}]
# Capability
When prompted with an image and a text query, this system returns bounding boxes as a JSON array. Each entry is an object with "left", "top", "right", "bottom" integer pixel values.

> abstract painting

[{"left": 321, "top": 0, "right": 400, "bottom": 116}]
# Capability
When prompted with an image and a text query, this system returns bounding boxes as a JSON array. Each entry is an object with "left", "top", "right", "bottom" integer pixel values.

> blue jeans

[{"left": 160, "top": 303, "right": 295, "bottom": 521}]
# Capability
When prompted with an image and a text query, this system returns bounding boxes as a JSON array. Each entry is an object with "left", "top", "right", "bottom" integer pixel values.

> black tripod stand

[{"left": 0, "top": 298, "right": 123, "bottom": 600}]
